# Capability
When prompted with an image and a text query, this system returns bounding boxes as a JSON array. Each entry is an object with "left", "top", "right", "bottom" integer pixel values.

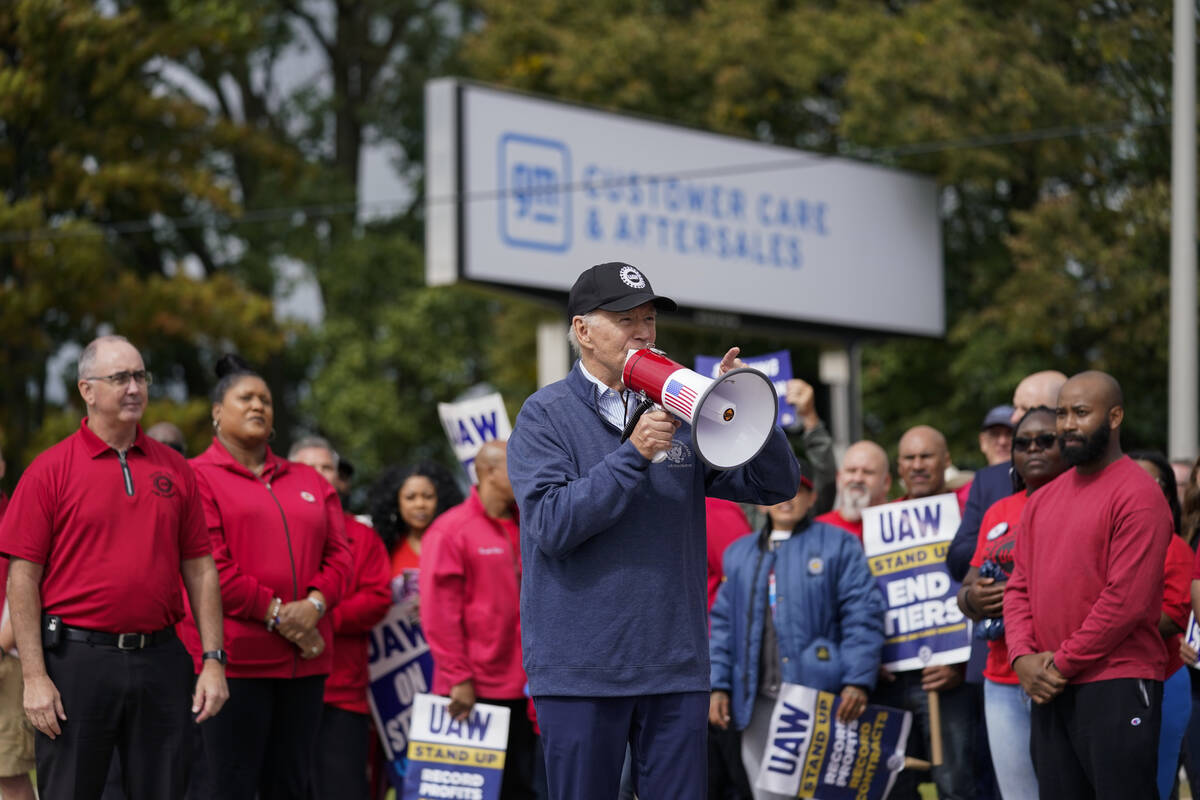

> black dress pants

[
  {"left": 310, "top": 704, "right": 370, "bottom": 800},
  {"left": 200, "top": 674, "right": 325, "bottom": 800},
  {"left": 36, "top": 635, "right": 195, "bottom": 800},
  {"left": 1030, "top": 677, "right": 1162, "bottom": 800}
]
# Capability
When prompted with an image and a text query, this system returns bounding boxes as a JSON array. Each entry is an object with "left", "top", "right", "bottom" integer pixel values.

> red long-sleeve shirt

[
  {"left": 419, "top": 488, "right": 525, "bottom": 699},
  {"left": 324, "top": 514, "right": 391, "bottom": 713},
  {"left": 1005, "top": 456, "right": 1172, "bottom": 683}
]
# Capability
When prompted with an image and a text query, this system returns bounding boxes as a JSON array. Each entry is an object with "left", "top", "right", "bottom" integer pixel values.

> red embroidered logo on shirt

[{"left": 478, "top": 547, "right": 504, "bottom": 555}]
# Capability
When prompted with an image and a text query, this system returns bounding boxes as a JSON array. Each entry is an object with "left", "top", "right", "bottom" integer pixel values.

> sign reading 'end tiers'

[{"left": 426, "top": 79, "right": 944, "bottom": 336}]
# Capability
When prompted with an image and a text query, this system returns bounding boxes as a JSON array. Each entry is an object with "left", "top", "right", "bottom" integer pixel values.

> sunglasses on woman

[{"left": 1012, "top": 433, "right": 1057, "bottom": 452}]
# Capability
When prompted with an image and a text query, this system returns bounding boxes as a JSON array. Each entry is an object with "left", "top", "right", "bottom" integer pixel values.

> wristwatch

[
  {"left": 202, "top": 649, "right": 228, "bottom": 666},
  {"left": 307, "top": 596, "right": 326, "bottom": 616}
]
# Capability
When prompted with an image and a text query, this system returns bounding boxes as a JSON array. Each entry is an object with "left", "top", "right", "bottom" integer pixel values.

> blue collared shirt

[{"left": 577, "top": 361, "right": 640, "bottom": 431}]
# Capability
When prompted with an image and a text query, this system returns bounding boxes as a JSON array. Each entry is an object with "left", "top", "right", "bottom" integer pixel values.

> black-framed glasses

[
  {"left": 1013, "top": 433, "right": 1057, "bottom": 452},
  {"left": 83, "top": 370, "right": 153, "bottom": 387}
]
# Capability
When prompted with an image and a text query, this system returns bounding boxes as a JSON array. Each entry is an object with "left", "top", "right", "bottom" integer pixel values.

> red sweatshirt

[
  {"left": 705, "top": 498, "right": 751, "bottom": 611},
  {"left": 1005, "top": 456, "right": 1172, "bottom": 683},
  {"left": 419, "top": 487, "right": 525, "bottom": 699},
  {"left": 324, "top": 514, "right": 392, "bottom": 713},
  {"left": 179, "top": 439, "right": 352, "bottom": 679},
  {"left": 1162, "top": 534, "right": 1193, "bottom": 679}
]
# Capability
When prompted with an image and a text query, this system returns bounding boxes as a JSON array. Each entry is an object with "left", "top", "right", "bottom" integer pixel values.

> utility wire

[{"left": 0, "top": 115, "right": 1169, "bottom": 245}]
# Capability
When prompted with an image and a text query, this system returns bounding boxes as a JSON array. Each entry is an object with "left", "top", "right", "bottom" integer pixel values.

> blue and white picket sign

[
  {"left": 368, "top": 599, "right": 436, "bottom": 791},
  {"left": 694, "top": 350, "right": 795, "bottom": 427},
  {"left": 401, "top": 693, "right": 511, "bottom": 800},
  {"left": 438, "top": 393, "right": 512, "bottom": 484},
  {"left": 755, "top": 683, "right": 911, "bottom": 799},
  {"left": 861, "top": 494, "right": 969, "bottom": 671}
]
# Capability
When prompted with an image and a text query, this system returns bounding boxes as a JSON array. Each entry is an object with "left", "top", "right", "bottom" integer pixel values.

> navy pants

[{"left": 534, "top": 692, "right": 708, "bottom": 800}]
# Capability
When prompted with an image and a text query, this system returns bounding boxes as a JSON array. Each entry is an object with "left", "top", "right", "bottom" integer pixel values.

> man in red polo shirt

[
  {"left": 0, "top": 335, "right": 228, "bottom": 800},
  {"left": 421, "top": 440, "right": 537, "bottom": 800},
  {"left": 1007, "top": 371, "right": 1171, "bottom": 799},
  {"left": 815, "top": 440, "right": 892, "bottom": 542},
  {"left": 289, "top": 436, "right": 391, "bottom": 800}
]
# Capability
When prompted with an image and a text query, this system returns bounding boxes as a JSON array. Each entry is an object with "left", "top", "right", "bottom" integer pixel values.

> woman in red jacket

[{"left": 180, "top": 355, "right": 352, "bottom": 800}]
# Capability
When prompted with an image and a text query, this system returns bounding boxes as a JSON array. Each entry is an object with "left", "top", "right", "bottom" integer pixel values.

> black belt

[{"left": 57, "top": 623, "right": 175, "bottom": 650}]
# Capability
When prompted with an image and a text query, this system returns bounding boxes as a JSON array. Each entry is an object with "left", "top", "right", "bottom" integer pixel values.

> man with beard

[
  {"left": 1006, "top": 371, "right": 1172, "bottom": 799},
  {"left": 815, "top": 440, "right": 892, "bottom": 541}
]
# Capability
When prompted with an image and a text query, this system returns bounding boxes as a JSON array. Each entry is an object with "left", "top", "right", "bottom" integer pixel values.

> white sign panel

[
  {"left": 437, "top": 392, "right": 512, "bottom": 484},
  {"left": 426, "top": 79, "right": 943, "bottom": 336}
]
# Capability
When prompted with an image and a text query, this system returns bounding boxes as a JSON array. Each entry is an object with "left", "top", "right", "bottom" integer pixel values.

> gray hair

[
  {"left": 288, "top": 435, "right": 339, "bottom": 466},
  {"left": 77, "top": 335, "right": 134, "bottom": 380},
  {"left": 566, "top": 313, "right": 598, "bottom": 358}
]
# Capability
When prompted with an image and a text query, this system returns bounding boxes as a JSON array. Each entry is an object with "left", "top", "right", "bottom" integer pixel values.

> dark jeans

[
  {"left": 310, "top": 705, "right": 370, "bottom": 800},
  {"left": 534, "top": 692, "right": 708, "bottom": 800},
  {"left": 1030, "top": 678, "right": 1162, "bottom": 800},
  {"left": 36, "top": 634, "right": 195, "bottom": 800},
  {"left": 872, "top": 669, "right": 977, "bottom": 800},
  {"left": 200, "top": 674, "right": 325, "bottom": 800}
]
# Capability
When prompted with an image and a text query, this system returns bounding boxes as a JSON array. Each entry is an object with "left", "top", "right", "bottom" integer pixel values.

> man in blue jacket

[
  {"left": 708, "top": 462, "right": 884, "bottom": 797},
  {"left": 507, "top": 262, "right": 800, "bottom": 800}
]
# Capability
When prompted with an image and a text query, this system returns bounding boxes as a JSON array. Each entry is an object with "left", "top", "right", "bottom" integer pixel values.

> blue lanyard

[{"left": 768, "top": 568, "right": 777, "bottom": 619}]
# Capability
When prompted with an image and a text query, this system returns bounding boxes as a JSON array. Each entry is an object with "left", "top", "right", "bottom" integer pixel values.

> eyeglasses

[
  {"left": 1012, "top": 433, "right": 1057, "bottom": 452},
  {"left": 83, "top": 370, "right": 153, "bottom": 387}
]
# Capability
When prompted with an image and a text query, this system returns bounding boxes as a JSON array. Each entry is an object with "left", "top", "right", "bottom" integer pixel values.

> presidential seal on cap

[{"left": 567, "top": 262, "right": 678, "bottom": 319}]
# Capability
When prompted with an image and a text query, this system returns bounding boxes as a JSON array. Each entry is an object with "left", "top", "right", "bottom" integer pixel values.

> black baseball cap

[{"left": 567, "top": 262, "right": 677, "bottom": 319}]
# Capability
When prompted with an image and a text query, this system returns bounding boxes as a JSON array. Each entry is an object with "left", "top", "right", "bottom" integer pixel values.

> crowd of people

[{"left": 0, "top": 261, "right": 1197, "bottom": 800}]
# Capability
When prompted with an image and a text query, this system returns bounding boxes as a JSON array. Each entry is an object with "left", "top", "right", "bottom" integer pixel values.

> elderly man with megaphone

[{"left": 507, "top": 261, "right": 800, "bottom": 800}]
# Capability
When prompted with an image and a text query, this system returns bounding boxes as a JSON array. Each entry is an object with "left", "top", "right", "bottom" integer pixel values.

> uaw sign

[
  {"left": 438, "top": 392, "right": 511, "bottom": 484},
  {"left": 368, "top": 599, "right": 436, "bottom": 790},
  {"left": 861, "top": 495, "right": 970, "bottom": 671},
  {"left": 426, "top": 79, "right": 943, "bottom": 337},
  {"left": 756, "top": 683, "right": 911, "bottom": 800},
  {"left": 402, "top": 694, "right": 510, "bottom": 800}
]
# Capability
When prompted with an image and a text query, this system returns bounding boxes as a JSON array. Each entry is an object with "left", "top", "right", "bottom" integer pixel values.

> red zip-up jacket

[
  {"left": 324, "top": 513, "right": 391, "bottom": 713},
  {"left": 420, "top": 487, "right": 526, "bottom": 699},
  {"left": 178, "top": 439, "right": 352, "bottom": 679}
]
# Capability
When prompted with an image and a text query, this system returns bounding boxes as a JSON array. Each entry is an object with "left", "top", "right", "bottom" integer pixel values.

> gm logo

[{"left": 498, "top": 133, "right": 572, "bottom": 252}]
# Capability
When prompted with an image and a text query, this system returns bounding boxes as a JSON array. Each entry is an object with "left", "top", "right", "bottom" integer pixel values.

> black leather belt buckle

[{"left": 117, "top": 632, "right": 147, "bottom": 650}]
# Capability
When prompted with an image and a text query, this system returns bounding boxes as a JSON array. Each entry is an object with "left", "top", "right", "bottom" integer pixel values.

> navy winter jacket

[
  {"left": 709, "top": 518, "right": 885, "bottom": 731},
  {"left": 508, "top": 362, "right": 800, "bottom": 698}
]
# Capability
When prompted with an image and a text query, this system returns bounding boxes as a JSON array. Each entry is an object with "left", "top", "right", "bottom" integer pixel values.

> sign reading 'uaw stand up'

[
  {"left": 755, "top": 684, "right": 911, "bottom": 800},
  {"left": 861, "top": 495, "right": 970, "bottom": 670},
  {"left": 402, "top": 693, "right": 510, "bottom": 800}
]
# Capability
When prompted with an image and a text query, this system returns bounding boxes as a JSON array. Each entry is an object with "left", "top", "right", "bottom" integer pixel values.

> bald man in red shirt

[{"left": 0, "top": 335, "right": 228, "bottom": 800}]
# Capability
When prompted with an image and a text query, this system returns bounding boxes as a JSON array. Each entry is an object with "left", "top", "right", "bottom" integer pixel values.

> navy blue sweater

[{"left": 507, "top": 362, "right": 800, "bottom": 697}]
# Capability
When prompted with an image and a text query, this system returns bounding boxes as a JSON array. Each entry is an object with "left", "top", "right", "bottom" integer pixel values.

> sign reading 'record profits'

[
  {"left": 402, "top": 693, "right": 510, "bottom": 800},
  {"left": 861, "top": 494, "right": 970, "bottom": 671},
  {"left": 695, "top": 351, "right": 796, "bottom": 427},
  {"left": 426, "top": 79, "right": 943, "bottom": 336}
]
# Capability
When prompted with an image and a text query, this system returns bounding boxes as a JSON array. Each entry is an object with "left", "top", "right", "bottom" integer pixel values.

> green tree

[
  {"left": 462, "top": 0, "right": 1185, "bottom": 468},
  {"left": 0, "top": 1, "right": 290, "bottom": 477}
]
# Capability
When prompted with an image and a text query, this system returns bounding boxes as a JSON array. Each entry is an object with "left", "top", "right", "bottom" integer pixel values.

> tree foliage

[{"left": 463, "top": 0, "right": 1187, "bottom": 465}]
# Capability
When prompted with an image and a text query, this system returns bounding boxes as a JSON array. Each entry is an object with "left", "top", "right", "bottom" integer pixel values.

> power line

[{"left": 0, "top": 115, "right": 1169, "bottom": 245}]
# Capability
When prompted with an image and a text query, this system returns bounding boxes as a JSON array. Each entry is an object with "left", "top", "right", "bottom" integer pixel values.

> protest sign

[
  {"left": 438, "top": 393, "right": 512, "bottom": 483},
  {"left": 861, "top": 494, "right": 969, "bottom": 671},
  {"left": 402, "top": 693, "right": 511, "bottom": 800},
  {"left": 755, "top": 683, "right": 911, "bottom": 799},
  {"left": 1187, "top": 612, "right": 1200, "bottom": 670},
  {"left": 368, "top": 589, "right": 436, "bottom": 791},
  {"left": 695, "top": 350, "right": 796, "bottom": 427}
]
